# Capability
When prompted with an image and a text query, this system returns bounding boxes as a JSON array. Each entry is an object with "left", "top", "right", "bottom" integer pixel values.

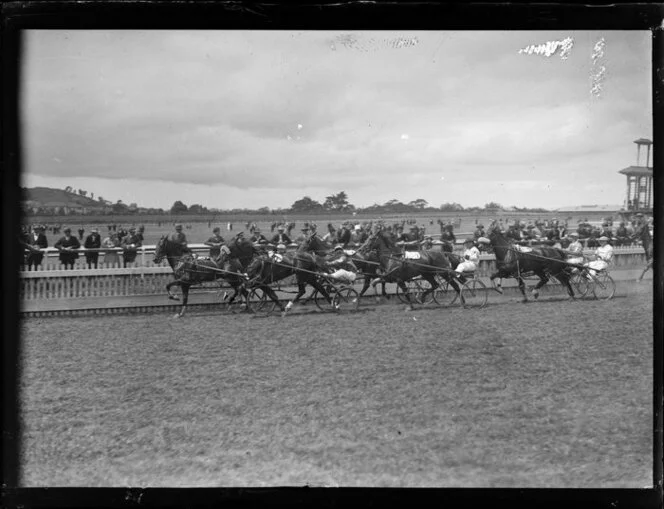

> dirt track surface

[{"left": 19, "top": 281, "right": 653, "bottom": 487}]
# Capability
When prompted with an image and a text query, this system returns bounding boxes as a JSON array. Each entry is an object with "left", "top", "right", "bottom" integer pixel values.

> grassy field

[{"left": 19, "top": 282, "right": 653, "bottom": 487}]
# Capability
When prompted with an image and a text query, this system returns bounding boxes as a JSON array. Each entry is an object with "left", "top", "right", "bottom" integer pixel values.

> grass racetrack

[{"left": 19, "top": 282, "right": 653, "bottom": 487}]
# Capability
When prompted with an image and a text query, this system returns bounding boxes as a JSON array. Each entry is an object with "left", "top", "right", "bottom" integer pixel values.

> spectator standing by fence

[
  {"left": 54, "top": 227, "right": 81, "bottom": 270},
  {"left": 84, "top": 227, "right": 102, "bottom": 268},
  {"left": 102, "top": 233, "right": 121, "bottom": 268},
  {"left": 121, "top": 227, "right": 142, "bottom": 268},
  {"left": 24, "top": 224, "right": 48, "bottom": 269},
  {"left": 204, "top": 227, "right": 225, "bottom": 258}
]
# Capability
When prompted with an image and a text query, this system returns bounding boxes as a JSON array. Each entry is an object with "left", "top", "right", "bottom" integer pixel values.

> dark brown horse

[
  {"left": 365, "top": 229, "right": 462, "bottom": 310},
  {"left": 485, "top": 220, "right": 574, "bottom": 302},
  {"left": 153, "top": 235, "right": 251, "bottom": 317},
  {"left": 244, "top": 233, "right": 336, "bottom": 316}
]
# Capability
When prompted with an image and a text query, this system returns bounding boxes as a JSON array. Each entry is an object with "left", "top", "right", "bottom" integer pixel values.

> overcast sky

[{"left": 21, "top": 30, "right": 651, "bottom": 210}]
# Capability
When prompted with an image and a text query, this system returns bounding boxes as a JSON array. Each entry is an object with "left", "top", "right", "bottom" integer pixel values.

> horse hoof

[
  {"left": 173, "top": 313, "right": 181, "bottom": 319},
  {"left": 404, "top": 306, "right": 412, "bottom": 312}
]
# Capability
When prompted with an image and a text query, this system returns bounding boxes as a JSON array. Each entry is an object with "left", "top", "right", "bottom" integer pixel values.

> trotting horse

[
  {"left": 485, "top": 220, "right": 575, "bottom": 302},
  {"left": 347, "top": 236, "right": 389, "bottom": 300},
  {"left": 153, "top": 235, "right": 250, "bottom": 317},
  {"left": 633, "top": 222, "right": 653, "bottom": 282},
  {"left": 366, "top": 229, "right": 462, "bottom": 310},
  {"left": 244, "top": 233, "right": 336, "bottom": 316}
]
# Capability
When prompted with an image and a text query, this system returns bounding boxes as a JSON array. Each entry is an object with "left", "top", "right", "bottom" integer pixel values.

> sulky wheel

[
  {"left": 460, "top": 279, "right": 488, "bottom": 309},
  {"left": 314, "top": 284, "right": 337, "bottom": 311},
  {"left": 332, "top": 287, "right": 360, "bottom": 313},
  {"left": 569, "top": 272, "right": 590, "bottom": 299},
  {"left": 246, "top": 288, "right": 277, "bottom": 316},
  {"left": 396, "top": 279, "right": 426, "bottom": 304},
  {"left": 592, "top": 273, "right": 616, "bottom": 300},
  {"left": 432, "top": 276, "right": 460, "bottom": 307}
]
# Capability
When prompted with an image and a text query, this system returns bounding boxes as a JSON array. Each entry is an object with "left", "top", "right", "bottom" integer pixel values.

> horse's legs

[
  {"left": 176, "top": 284, "right": 190, "bottom": 317},
  {"left": 420, "top": 273, "right": 439, "bottom": 303},
  {"left": 284, "top": 281, "right": 308, "bottom": 314},
  {"left": 638, "top": 259, "right": 653, "bottom": 281},
  {"left": 397, "top": 279, "right": 415, "bottom": 310},
  {"left": 166, "top": 281, "right": 179, "bottom": 300},
  {"left": 489, "top": 271, "right": 504, "bottom": 294},
  {"left": 259, "top": 284, "right": 285, "bottom": 312},
  {"left": 556, "top": 271, "right": 575, "bottom": 299},
  {"left": 517, "top": 276, "right": 528, "bottom": 302},
  {"left": 358, "top": 274, "right": 372, "bottom": 297},
  {"left": 531, "top": 271, "right": 550, "bottom": 299}
]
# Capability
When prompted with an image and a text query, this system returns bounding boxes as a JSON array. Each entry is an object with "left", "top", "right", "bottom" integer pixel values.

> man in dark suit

[
  {"left": 25, "top": 224, "right": 49, "bottom": 269},
  {"left": 84, "top": 227, "right": 102, "bottom": 268},
  {"left": 54, "top": 227, "right": 81, "bottom": 269},
  {"left": 270, "top": 225, "right": 292, "bottom": 246}
]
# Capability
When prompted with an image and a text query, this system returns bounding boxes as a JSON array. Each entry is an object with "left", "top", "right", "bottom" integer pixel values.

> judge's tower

[{"left": 619, "top": 138, "right": 653, "bottom": 212}]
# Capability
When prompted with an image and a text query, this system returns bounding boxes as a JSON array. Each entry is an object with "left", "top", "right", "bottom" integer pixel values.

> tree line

[{"left": 168, "top": 192, "right": 549, "bottom": 215}]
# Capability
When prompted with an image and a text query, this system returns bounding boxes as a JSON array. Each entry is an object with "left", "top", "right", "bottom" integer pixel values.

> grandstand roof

[
  {"left": 618, "top": 165, "right": 653, "bottom": 177},
  {"left": 554, "top": 204, "right": 622, "bottom": 212}
]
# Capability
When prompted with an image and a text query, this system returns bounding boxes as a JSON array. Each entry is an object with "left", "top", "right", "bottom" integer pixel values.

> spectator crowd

[{"left": 20, "top": 212, "right": 652, "bottom": 270}]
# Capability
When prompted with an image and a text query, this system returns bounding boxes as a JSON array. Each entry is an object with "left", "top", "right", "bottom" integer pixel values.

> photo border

[{"left": 2, "top": 2, "right": 662, "bottom": 508}]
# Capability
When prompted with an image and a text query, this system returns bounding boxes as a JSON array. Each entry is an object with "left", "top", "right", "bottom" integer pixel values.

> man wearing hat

[
  {"left": 336, "top": 223, "right": 352, "bottom": 248},
  {"left": 24, "top": 224, "right": 49, "bottom": 269},
  {"left": 326, "top": 244, "right": 358, "bottom": 284},
  {"left": 420, "top": 235, "right": 434, "bottom": 250},
  {"left": 54, "top": 227, "right": 81, "bottom": 269},
  {"left": 204, "top": 227, "right": 225, "bottom": 258},
  {"left": 83, "top": 226, "right": 102, "bottom": 268},
  {"left": 565, "top": 232, "right": 585, "bottom": 267},
  {"left": 121, "top": 226, "right": 143, "bottom": 268},
  {"left": 453, "top": 238, "right": 480, "bottom": 283},
  {"left": 270, "top": 224, "right": 292, "bottom": 246},
  {"left": 250, "top": 228, "right": 268, "bottom": 244},
  {"left": 295, "top": 226, "right": 310, "bottom": 246},
  {"left": 585, "top": 236, "right": 613, "bottom": 275},
  {"left": 169, "top": 223, "right": 188, "bottom": 250},
  {"left": 398, "top": 225, "right": 422, "bottom": 251}
]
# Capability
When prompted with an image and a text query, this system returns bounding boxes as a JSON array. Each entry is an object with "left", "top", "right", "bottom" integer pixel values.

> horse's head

[
  {"left": 299, "top": 233, "right": 329, "bottom": 256},
  {"left": 153, "top": 235, "right": 168, "bottom": 264}
]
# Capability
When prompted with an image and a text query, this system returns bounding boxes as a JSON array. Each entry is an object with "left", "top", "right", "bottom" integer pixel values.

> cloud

[{"left": 21, "top": 30, "right": 651, "bottom": 210}]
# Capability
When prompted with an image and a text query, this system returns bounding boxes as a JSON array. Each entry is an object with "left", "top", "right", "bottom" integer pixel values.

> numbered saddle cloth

[
  {"left": 344, "top": 249, "right": 356, "bottom": 256},
  {"left": 268, "top": 252, "right": 283, "bottom": 262},
  {"left": 404, "top": 251, "right": 421, "bottom": 259},
  {"left": 514, "top": 244, "right": 533, "bottom": 253}
]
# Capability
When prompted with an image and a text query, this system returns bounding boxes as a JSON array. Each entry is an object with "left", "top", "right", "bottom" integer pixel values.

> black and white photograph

[{"left": 12, "top": 23, "right": 656, "bottom": 491}]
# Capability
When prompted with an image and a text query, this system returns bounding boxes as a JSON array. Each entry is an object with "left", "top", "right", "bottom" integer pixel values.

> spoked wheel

[
  {"left": 432, "top": 276, "right": 460, "bottom": 307},
  {"left": 460, "top": 279, "right": 488, "bottom": 309},
  {"left": 332, "top": 287, "right": 360, "bottom": 313},
  {"left": 314, "top": 284, "right": 337, "bottom": 311},
  {"left": 569, "top": 272, "right": 590, "bottom": 299},
  {"left": 592, "top": 273, "right": 616, "bottom": 300},
  {"left": 396, "top": 279, "right": 427, "bottom": 304},
  {"left": 246, "top": 288, "right": 277, "bottom": 316}
]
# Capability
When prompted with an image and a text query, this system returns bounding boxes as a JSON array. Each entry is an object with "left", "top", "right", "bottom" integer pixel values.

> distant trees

[
  {"left": 323, "top": 191, "right": 353, "bottom": 211},
  {"left": 484, "top": 202, "right": 503, "bottom": 210},
  {"left": 170, "top": 200, "right": 188, "bottom": 214},
  {"left": 188, "top": 203, "right": 209, "bottom": 214},
  {"left": 408, "top": 198, "right": 428, "bottom": 210},
  {"left": 290, "top": 196, "right": 324, "bottom": 213}
]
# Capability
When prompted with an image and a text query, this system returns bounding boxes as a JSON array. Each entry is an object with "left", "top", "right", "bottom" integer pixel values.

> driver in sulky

[{"left": 326, "top": 245, "right": 358, "bottom": 284}]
